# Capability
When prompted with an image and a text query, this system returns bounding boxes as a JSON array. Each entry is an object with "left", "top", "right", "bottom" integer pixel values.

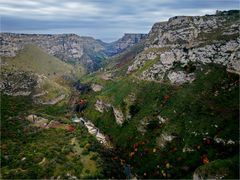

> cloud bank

[{"left": 1, "top": 0, "right": 239, "bottom": 42}]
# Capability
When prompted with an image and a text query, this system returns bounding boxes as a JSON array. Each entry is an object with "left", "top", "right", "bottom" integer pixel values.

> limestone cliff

[
  {"left": 127, "top": 10, "right": 240, "bottom": 84},
  {"left": 106, "top": 33, "right": 147, "bottom": 56}
]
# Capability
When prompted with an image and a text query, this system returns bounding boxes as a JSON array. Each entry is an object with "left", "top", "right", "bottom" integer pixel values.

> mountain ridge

[{"left": 0, "top": 32, "right": 147, "bottom": 72}]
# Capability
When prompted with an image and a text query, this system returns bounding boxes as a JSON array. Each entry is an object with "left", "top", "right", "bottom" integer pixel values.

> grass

[
  {"left": 134, "top": 56, "right": 160, "bottom": 76},
  {"left": 197, "top": 12, "right": 239, "bottom": 47},
  {"left": 194, "top": 155, "right": 239, "bottom": 179},
  {"left": 33, "top": 77, "right": 70, "bottom": 103},
  {"left": 70, "top": 137, "right": 100, "bottom": 177},
  {"left": 143, "top": 47, "right": 170, "bottom": 54}
]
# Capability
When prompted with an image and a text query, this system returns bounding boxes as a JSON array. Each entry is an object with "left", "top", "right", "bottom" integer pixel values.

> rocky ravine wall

[
  {"left": 127, "top": 10, "right": 240, "bottom": 84},
  {"left": 107, "top": 33, "right": 147, "bottom": 55},
  {"left": 0, "top": 71, "right": 67, "bottom": 105}
]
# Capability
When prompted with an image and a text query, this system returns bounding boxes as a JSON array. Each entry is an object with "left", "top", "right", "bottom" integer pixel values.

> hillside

[
  {"left": 1, "top": 44, "right": 84, "bottom": 104},
  {"left": 1, "top": 44, "right": 83, "bottom": 77},
  {"left": 80, "top": 65, "right": 239, "bottom": 179}
]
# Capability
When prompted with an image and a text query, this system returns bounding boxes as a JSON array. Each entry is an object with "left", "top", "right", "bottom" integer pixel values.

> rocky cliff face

[
  {"left": 0, "top": 71, "right": 69, "bottom": 105},
  {"left": 0, "top": 71, "right": 37, "bottom": 96},
  {"left": 106, "top": 33, "right": 147, "bottom": 56},
  {"left": 127, "top": 10, "right": 240, "bottom": 84},
  {"left": 0, "top": 33, "right": 107, "bottom": 71},
  {"left": 95, "top": 100, "right": 125, "bottom": 125}
]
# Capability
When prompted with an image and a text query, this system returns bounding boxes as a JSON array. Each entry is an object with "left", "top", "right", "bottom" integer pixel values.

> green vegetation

[
  {"left": 0, "top": 44, "right": 85, "bottom": 104},
  {"left": 79, "top": 64, "right": 239, "bottom": 179},
  {"left": 134, "top": 56, "right": 159, "bottom": 75},
  {"left": 197, "top": 11, "right": 239, "bottom": 46},
  {"left": 143, "top": 47, "right": 170, "bottom": 54},
  {"left": 1, "top": 54, "right": 239, "bottom": 179},
  {"left": 0, "top": 95, "right": 124, "bottom": 179},
  {"left": 194, "top": 155, "right": 239, "bottom": 179},
  {"left": 104, "top": 42, "right": 145, "bottom": 76},
  {"left": 198, "top": 28, "right": 239, "bottom": 47}
]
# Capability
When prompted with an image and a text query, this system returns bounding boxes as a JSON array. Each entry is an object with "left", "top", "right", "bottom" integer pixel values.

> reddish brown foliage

[
  {"left": 163, "top": 95, "right": 170, "bottom": 101},
  {"left": 65, "top": 125, "right": 75, "bottom": 132},
  {"left": 201, "top": 154, "right": 209, "bottom": 164}
]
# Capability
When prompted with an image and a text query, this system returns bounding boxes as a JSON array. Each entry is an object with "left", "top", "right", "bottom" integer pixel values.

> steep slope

[
  {"left": 1, "top": 44, "right": 83, "bottom": 77},
  {"left": 75, "top": 10, "right": 239, "bottom": 179},
  {"left": 81, "top": 65, "right": 239, "bottom": 179},
  {"left": 126, "top": 10, "right": 239, "bottom": 81},
  {"left": 0, "top": 44, "right": 84, "bottom": 104}
]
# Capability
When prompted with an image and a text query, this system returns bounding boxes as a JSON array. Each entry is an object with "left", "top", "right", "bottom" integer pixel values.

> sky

[{"left": 1, "top": 0, "right": 239, "bottom": 42}]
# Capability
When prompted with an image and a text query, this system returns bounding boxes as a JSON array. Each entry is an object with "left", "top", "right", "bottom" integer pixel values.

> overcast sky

[{"left": 1, "top": 0, "right": 239, "bottom": 42}]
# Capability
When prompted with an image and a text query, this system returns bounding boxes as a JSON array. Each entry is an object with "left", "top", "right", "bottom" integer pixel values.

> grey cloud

[{"left": 1, "top": 0, "right": 239, "bottom": 42}]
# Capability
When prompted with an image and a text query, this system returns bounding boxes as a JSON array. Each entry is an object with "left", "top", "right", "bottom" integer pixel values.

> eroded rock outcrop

[
  {"left": 193, "top": 158, "right": 235, "bottom": 180},
  {"left": 95, "top": 100, "right": 112, "bottom": 113},
  {"left": 41, "top": 94, "right": 66, "bottom": 105},
  {"left": 156, "top": 133, "right": 176, "bottom": 148},
  {"left": 84, "top": 120, "right": 110, "bottom": 146},
  {"left": 107, "top": 33, "right": 147, "bottom": 56},
  {"left": 95, "top": 100, "right": 125, "bottom": 125},
  {"left": 101, "top": 72, "right": 113, "bottom": 80},
  {"left": 0, "top": 71, "right": 37, "bottom": 96},
  {"left": 167, "top": 71, "right": 195, "bottom": 84},
  {"left": 0, "top": 71, "right": 67, "bottom": 105},
  {"left": 113, "top": 107, "right": 125, "bottom": 125},
  {"left": 26, "top": 114, "right": 61, "bottom": 129},
  {"left": 91, "top": 83, "right": 103, "bottom": 92}
]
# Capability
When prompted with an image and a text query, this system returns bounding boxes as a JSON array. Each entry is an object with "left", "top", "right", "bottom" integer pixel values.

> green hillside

[
  {"left": 1, "top": 44, "right": 86, "bottom": 104},
  {"left": 2, "top": 44, "right": 85, "bottom": 78},
  {"left": 0, "top": 95, "right": 109, "bottom": 179},
  {"left": 78, "top": 64, "right": 239, "bottom": 179}
]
